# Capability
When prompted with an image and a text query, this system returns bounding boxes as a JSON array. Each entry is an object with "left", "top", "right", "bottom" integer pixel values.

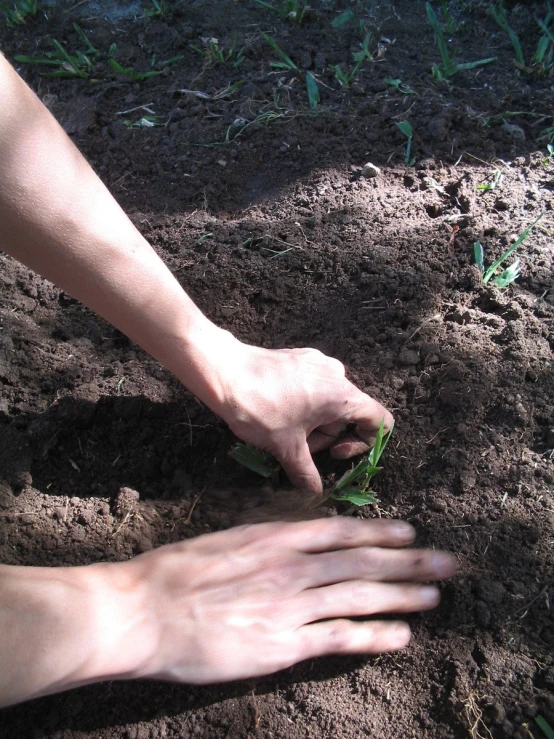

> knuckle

[{"left": 325, "top": 621, "right": 352, "bottom": 652}]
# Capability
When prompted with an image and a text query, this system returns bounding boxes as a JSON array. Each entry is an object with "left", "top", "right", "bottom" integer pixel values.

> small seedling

[
  {"left": 15, "top": 38, "right": 94, "bottom": 78},
  {"left": 396, "top": 120, "right": 414, "bottom": 164},
  {"left": 438, "top": 0, "right": 457, "bottom": 34},
  {"left": 251, "top": 0, "right": 308, "bottom": 24},
  {"left": 491, "top": 3, "right": 553, "bottom": 76},
  {"left": 476, "top": 168, "right": 503, "bottom": 191},
  {"left": 385, "top": 77, "right": 416, "bottom": 95},
  {"left": 331, "top": 8, "right": 354, "bottom": 28},
  {"left": 190, "top": 36, "right": 245, "bottom": 67},
  {"left": 0, "top": 0, "right": 37, "bottom": 27},
  {"left": 536, "top": 715, "right": 554, "bottom": 739},
  {"left": 474, "top": 214, "right": 543, "bottom": 288},
  {"left": 144, "top": 0, "right": 166, "bottom": 17},
  {"left": 230, "top": 419, "right": 394, "bottom": 508},
  {"left": 330, "top": 420, "right": 394, "bottom": 506},
  {"left": 260, "top": 31, "right": 298, "bottom": 70},
  {"left": 426, "top": 2, "right": 496, "bottom": 80},
  {"left": 305, "top": 72, "right": 320, "bottom": 108}
]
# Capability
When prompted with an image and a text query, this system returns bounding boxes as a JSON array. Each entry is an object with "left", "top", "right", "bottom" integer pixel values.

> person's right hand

[{"left": 101, "top": 517, "right": 456, "bottom": 684}]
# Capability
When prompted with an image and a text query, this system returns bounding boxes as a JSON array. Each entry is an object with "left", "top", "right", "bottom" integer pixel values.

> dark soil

[{"left": 1, "top": 1, "right": 554, "bottom": 737}]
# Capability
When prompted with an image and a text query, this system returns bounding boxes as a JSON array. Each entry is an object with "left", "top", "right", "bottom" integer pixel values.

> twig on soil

[
  {"left": 511, "top": 578, "right": 554, "bottom": 620},
  {"left": 183, "top": 489, "right": 204, "bottom": 525}
]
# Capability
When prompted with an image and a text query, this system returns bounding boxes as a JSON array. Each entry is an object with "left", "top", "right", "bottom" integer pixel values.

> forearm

[
  {"left": 0, "top": 54, "right": 234, "bottom": 408},
  {"left": 0, "top": 562, "right": 148, "bottom": 707}
]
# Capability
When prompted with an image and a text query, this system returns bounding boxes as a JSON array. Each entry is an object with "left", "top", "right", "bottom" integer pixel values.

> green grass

[
  {"left": 0, "top": 0, "right": 37, "bottom": 27},
  {"left": 426, "top": 2, "right": 496, "bottom": 80},
  {"left": 491, "top": 3, "right": 554, "bottom": 76},
  {"left": 396, "top": 120, "right": 414, "bottom": 164},
  {"left": 536, "top": 716, "right": 554, "bottom": 739},
  {"left": 251, "top": 0, "right": 308, "bottom": 24},
  {"left": 330, "top": 419, "right": 393, "bottom": 506},
  {"left": 474, "top": 214, "right": 543, "bottom": 288},
  {"left": 190, "top": 35, "right": 245, "bottom": 68},
  {"left": 230, "top": 419, "right": 394, "bottom": 507}
]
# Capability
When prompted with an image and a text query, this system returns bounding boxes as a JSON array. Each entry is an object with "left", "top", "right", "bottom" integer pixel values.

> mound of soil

[{"left": 1, "top": 1, "right": 553, "bottom": 737}]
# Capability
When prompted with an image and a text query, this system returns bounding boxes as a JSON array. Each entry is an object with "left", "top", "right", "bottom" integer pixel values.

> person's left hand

[{"left": 212, "top": 340, "right": 393, "bottom": 493}]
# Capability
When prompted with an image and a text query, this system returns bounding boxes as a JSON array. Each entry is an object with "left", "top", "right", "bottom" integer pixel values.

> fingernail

[
  {"left": 390, "top": 622, "right": 411, "bottom": 648},
  {"left": 432, "top": 553, "right": 456, "bottom": 579},
  {"left": 390, "top": 521, "right": 414, "bottom": 540},
  {"left": 420, "top": 586, "right": 440, "bottom": 606}
]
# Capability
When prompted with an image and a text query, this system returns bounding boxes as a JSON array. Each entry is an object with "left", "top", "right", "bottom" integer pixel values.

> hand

[
  {"left": 213, "top": 340, "right": 393, "bottom": 492},
  {"left": 111, "top": 518, "right": 456, "bottom": 685}
]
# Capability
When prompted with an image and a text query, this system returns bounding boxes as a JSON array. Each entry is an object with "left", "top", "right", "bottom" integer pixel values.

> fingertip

[
  {"left": 389, "top": 520, "right": 416, "bottom": 543},
  {"left": 388, "top": 621, "right": 411, "bottom": 650}
]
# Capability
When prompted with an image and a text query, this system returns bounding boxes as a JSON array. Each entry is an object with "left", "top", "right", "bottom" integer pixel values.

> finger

[
  {"left": 300, "top": 581, "right": 440, "bottom": 623},
  {"left": 276, "top": 440, "right": 323, "bottom": 494},
  {"left": 330, "top": 436, "right": 370, "bottom": 459},
  {"left": 276, "top": 517, "right": 416, "bottom": 552},
  {"left": 294, "top": 619, "right": 411, "bottom": 660},
  {"left": 307, "top": 430, "right": 337, "bottom": 454},
  {"left": 304, "top": 547, "right": 456, "bottom": 588}
]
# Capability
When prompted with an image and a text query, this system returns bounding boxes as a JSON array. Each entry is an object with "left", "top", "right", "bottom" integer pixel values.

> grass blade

[
  {"left": 306, "top": 72, "right": 320, "bottom": 108},
  {"left": 474, "top": 241, "right": 484, "bottom": 272},
  {"left": 536, "top": 716, "right": 554, "bottom": 739},
  {"left": 483, "top": 214, "right": 543, "bottom": 284},
  {"left": 260, "top": 31, "right": 298, "bottom": 70}
]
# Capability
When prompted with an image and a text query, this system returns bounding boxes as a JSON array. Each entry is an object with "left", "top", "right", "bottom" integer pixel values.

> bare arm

[
  {"left": 0, "top": 53, "right": 393, "bottom": 492},
  {"left": 0, "top": 519, "right": 456, "bottom": 707}
]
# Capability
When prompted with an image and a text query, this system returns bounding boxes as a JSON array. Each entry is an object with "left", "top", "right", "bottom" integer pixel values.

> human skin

[
  {"left": 0, "top": 53, "right": 392, "bottom": 494},
  {"left": 0, "top": 518, "right": 456, "bottom": 707},
  {"left": 0, "top": 55, "right": 456, "bottom": 708}
]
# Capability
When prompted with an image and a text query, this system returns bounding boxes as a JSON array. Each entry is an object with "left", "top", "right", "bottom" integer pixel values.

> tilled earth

[{"left": 1, "top": 1, "right": 553, "bottom": 737}]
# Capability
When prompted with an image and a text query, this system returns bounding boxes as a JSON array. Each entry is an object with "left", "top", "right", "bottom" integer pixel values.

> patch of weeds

[
  {"left": 535, "top": 715, "right": 554, "bottom": 739},
  {"left": 15, "top": 28, "right": 96, "bottom": 78},
  {"left": 474, "top": 214, "right": 543, "bottom": 287},
  {"left": 190, "top": 36, "right": 245, "bottom": 68},
  {"left": 260, "top": 32, "right": 321, "bottom": 107},
  {"left": 230, "top": 419, "right": 394, "bottom": 508},
  {"left": 251, "top": 0, "right": 309, "bottom": 24},
  {"left": 396, "top": 120, "right": 414, "bottom": 164},
  {"left": 476, "top": 168, "right": 503, "bottom": 191},
  {"left": 426, "top": 2, "right": 496, "bottom": 80},
  {"left": 15, "top": 25, "right": 181, "bottom": 82},
  {"left": 0, "top": 0, "right": 37, "bottom": 27},
  {"left": 491, "top": 2, "right": 553, "bottom": 76}
]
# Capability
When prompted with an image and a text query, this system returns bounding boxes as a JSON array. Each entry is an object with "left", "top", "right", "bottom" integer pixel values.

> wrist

[{"left": 0, "top": 561, "right": 153, "bottom": 706}]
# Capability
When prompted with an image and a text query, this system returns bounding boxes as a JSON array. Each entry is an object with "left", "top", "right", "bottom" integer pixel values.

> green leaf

[
  {"left": 396, "top": 120, "right": 413, "bottom": 138},
  {"left": 483, "top": 214, "right": 543, "bottom": 284},
  {"left": 306, "top": 72, "right": 320, "bottom": 108},
  {"left": 229, "top": 443, "right": 275, "bottom": 478},
  {"left": 491, "top": 258, "right": 520, "bottom": 288},
  {"left": 260, "top": 31, "right": 298, "bottom": 70},
  {"left": 331, "top": 488, "right": 378, "bottom": 506},
  {"left": 536, "top": 716, "right": 554, "bottom": 739},
  {"left": 474, "top": 242, "right": 484, "bottom": 272},
  {"left": 331, "top": 9, "right": 354, "bottom": 27}
]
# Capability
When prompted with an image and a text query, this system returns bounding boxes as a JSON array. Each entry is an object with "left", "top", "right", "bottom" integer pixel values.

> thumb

[{"left": 276, "top": 439, "right": 323, "bottom": 494}]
